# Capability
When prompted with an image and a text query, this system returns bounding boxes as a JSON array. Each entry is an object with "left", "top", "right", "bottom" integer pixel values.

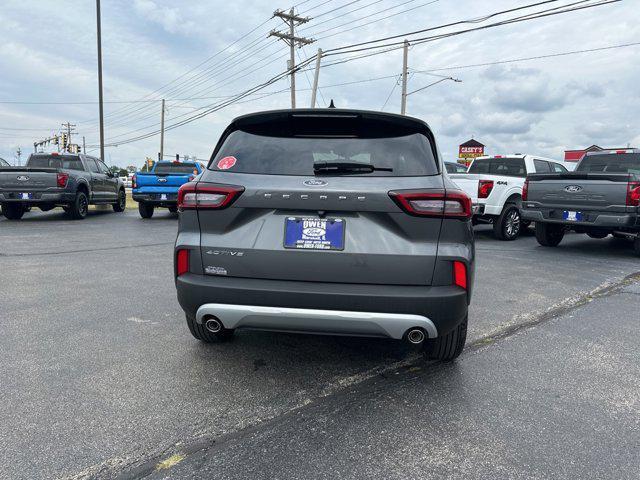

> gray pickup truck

[
  {"left": 521, "top": 149, "right": 640, "bottom": 255},
  {"left": 0, "top": 153, "right": 126, "bottom": 220}
]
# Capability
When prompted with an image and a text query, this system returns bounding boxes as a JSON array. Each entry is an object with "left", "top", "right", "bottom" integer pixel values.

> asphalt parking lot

[{"left": 1, "top": 209, "right": 639, "bottom": 479}]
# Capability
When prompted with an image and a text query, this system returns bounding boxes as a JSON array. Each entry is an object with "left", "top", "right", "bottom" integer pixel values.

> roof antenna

[{"left": 328, "top": 99, "right": 336, "bottom": 108}]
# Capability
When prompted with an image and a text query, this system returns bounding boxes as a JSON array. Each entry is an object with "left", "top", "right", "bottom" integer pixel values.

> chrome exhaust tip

[
  {"left": 406, "top": 328, "right": 426, "bottom": 345},
  {"left": 204, "top": 317, "right": 223, "bottom": 333}
]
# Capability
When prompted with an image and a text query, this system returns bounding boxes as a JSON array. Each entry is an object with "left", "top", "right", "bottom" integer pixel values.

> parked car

[
  {"left": 0, "top": 157, "right": 9, "bottom": 167},
  {"left": 0, "top": 153, "right": 126, "bottom": 220},
  {"left": 119, "top": 176, "right": 132, "bottom": 188},
  {"left": 174, "top": 109, "right": 474, "bottom": 360},
  {"left": 132, "top": 161, "right": 204, "bottom": 218},
  {"left": 521, "top": 149, "right": 640, "bottom": 255},
  {"left": 445, "top": 162, "right": 468, "bottom": 174},
  {"left": 449, "top": 154, "right": 568, "bottom": 240}
]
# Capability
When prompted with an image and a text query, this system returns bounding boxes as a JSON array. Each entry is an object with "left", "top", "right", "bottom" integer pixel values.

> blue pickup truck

[{"left": 132, "top": 161, "right": 204, "bottom": 218}]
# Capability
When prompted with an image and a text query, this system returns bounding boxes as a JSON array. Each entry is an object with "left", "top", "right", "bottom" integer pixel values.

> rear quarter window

[{"left": 209, "top": 130, "right": 438, "bottom": 176}]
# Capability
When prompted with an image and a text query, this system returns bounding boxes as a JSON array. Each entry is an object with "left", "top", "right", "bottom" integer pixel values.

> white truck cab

[{"left": 449, "top": 154, "right": 569, "bottom": 240}]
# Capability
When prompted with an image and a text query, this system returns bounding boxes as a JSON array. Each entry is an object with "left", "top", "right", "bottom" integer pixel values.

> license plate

[
  {"left": 160, "top": 194, "right": 167, "bottom": 200},
  {"left": 563, "top": 210, "right": 583, "bottom": 222},
  {"left": 284, "top": 217, "right": 345, "bottom": 250},
  {"left": 20, "top": 193, "right": 32, "bottom": 200}
]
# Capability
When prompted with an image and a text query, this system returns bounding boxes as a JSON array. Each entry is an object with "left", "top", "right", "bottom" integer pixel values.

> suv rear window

[
  {"left": 27, "top": 155, "right": 84, "bottom": 171},
  {"left": 577, "top": 153, "right": 640, "bottom": 174},
  {"left": 210, "top": 130, "right": 438, "bottom": 176},
  {"left": 468, "top": 157, "right": 526, "bottom": 177},
  {"left": 154, "top": 163, "right": 197, "bottom": 175}
]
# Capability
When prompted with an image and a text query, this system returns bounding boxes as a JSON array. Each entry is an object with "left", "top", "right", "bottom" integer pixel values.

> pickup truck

[
  {"left": 521, "top": 149, "right": 640, "bottom": 255},
  {"left": 132, "top": 161, "right": 204, "bottom": 218},
  {"left": 449, "top": 154, "right": 569, "bottom": 240},
  {"left": 0, "top": 153, "right": 126, "bottom": 220}
]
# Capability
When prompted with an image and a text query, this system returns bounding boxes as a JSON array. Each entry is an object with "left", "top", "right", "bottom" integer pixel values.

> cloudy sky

[{"left": 0, "top": 0, "right": 638, "bottom": 168}]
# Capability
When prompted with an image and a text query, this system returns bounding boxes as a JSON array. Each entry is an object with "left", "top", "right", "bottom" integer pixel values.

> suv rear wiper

[{"left": 313, "top": 161, "right": 393, "bottom": 175}]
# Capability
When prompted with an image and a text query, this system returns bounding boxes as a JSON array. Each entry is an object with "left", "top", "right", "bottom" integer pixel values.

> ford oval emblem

[
  {"left": 564, "top": 185, "right": 583, "bottom": 193},
  {"left": 16, "top": 175, "right": 29, "bottom": 181},
  {"left": 304, "top": 179, "right": 327, "bottom": 187}
]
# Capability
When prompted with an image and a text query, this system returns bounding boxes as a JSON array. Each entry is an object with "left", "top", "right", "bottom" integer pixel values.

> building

[
  {"left": 458, "top": 139, "right": 485, "bottom": 166},
  {"left": 564, "top": 145, "right": 632, "bottom": 163}
]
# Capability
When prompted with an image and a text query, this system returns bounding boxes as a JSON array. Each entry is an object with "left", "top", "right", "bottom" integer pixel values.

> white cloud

[{"left": 133, "top": 0, "right": 194, "bottom": 34}]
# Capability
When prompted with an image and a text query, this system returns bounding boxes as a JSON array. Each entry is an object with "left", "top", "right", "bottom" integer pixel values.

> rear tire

[
  {"left": 113, "top": 189, "right": 126, "bottom": 212},
  {"left": 634, "top": 237, "right": 640, "bottom": 256},
  {"left": 69, "top": 191, "right": 89, "bottom": 219},
  {"left": 2, "top": 203, "right": 25, "bottom": 220},
  {"left": 186, "top": 314, "right": 235, "bottom": 343},
  {"left": 168, "top": 206, "right": 178, "bottom": 213},
  {"left": 535, "top": 222, "right": 565, "bottom": 247},
  {"left": 138, "top": 202, "right": 154, "bottom": 219},
  {"left": 587, "top": 231, "right": 608, "bottom": 239},
  {"left": 426, "top": 317, "right": 467, "bottom": 361},
  {"left": 493, "top": 203, "right": 521, "bottom": 241}
]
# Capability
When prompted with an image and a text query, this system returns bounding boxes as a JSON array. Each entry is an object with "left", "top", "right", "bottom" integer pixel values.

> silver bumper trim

[{"left": 195, "top": 303, "right": 438, "bottom": 340}]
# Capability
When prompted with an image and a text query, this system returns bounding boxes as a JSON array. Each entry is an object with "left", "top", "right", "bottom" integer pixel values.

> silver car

[{"left": 174, "top": 109, "right": 474, "bottom": 360}]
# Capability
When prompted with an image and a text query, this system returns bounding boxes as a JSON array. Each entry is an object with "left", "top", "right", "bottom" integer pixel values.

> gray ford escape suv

[{"left": 175, "top": 109, "right": 474, "bottom": 360}]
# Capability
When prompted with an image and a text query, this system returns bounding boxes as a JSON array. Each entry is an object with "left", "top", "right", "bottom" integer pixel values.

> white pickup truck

[{"left": 449, "top": 154, "right": 570, "bottom": 240}]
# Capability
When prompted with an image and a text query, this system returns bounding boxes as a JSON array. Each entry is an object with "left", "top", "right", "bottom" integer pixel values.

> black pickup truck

[
  {"left": 521, "top": 149, "right": 640, "bottom": 255},
  {"left": 0, "top": 153, "right": 126, "bottom": 220}
]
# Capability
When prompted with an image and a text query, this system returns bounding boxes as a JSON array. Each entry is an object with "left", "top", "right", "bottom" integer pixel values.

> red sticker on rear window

[{"left": 217, "top": 156, "right": 237, "bottom": 170}]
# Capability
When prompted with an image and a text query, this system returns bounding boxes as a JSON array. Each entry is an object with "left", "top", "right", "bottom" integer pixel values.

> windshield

[
  {"left": 27, "top": 155, "right": 84, "bottom": 171},
  {"left": 445, "top": 163, "right": 467, "bottom": 173},
  {"left": 468, "top": 157, "right": 526, "bottom": 177},
  {"left": 154, "top": 163, "right": 198, "bottom": 175},
  {"left": 209, "top": 130, "right": 438, "bottom": 176},
  {"left": 576, "top": 153, "right": 640, "bottom": 174}
]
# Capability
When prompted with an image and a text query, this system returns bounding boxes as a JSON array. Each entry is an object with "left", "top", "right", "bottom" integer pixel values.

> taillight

[
  {"left": 627, "top": 181, "right": 640, "bottom": 207},
  {"left": 176, "top": 249, "right": 189, "bottom": 276},
  {"left": 132, "top": 174, "right": 137, "bottom": 189},
  {"left": 177, "top": 183, "right": 244, "bottom": 211},
  {"left": 453, "top": 261, "right": 467, "bottom": 290},
  {"left": 522, "top": 179, "right": 529, "bottom": 201},
  {"left": 389, "top": 189, "right": 472, "bottom": 219},
  {"left": 478, "top": 180, "right": 494, "bottom": 199},
  {"left": 56, "top": 172, "right": 69, "bottom": 188}
]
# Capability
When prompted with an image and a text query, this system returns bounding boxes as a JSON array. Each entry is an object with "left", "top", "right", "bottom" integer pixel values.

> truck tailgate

[
  {"left": 136, "top": 173, "right": 192, "bottom": 189},
  {"left": 526, "top": 173, "right": 632, "bottom": 211},
  {"left": 448, "top": 174, "right": 478, "bottom": 203},
  {"left": 0, "top": 169, "right": 59, "bottom": 191}
]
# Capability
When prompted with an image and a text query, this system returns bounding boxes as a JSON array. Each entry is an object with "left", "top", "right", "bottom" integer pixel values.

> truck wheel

[
  {"left": 69, "top": 191, "right": 89, "bottom": 219},
  {"left": 587, "top": 231, "right": 608, "bottom": 239},
  {"left": 113, "top": 189, "right": 126, "bottom": 212},
  {"left": 138, "top": 202, "right": 154, "bottom": 219},
  {"left": 2, "top": 203, "right": 25, "bottom": 220},
  {"left": 426, "top": 316, "right": 467, "bottom": 361},
  {"left": 168, "top": 206, "right": 178, "bottom": 213},
  {"left": 634, "top": 237, "right": 640, "bottom": 256},
  {"left": 186, "top": 314, "right": 235, "bottom": 343},
  {"left": 535, "top": 222, "right": 565, "bottom": 247},
  {"left": 493, "top": 203, "right": 521, "bottom": 241}
]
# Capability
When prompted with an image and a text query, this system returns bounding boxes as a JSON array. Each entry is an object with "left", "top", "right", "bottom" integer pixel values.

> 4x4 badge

[{"left": 304, "top": 179, "right": 327, "bottom": 187}]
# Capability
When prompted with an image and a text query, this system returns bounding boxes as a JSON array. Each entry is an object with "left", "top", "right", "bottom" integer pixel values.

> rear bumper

[
  {"left": 132, "top": 193, "right": 177, "bottom": 206},
  {"left": 196, "top": 303, "right": 438, "bottom": 340},
  {"left": 521, "top": 208, "right": 639, "bottom": 228},
  {"left": 0, "top": 191, "right": 75, "bottom": 203},
  {"left": 176, "top": 273, "right": 469, "bottom": 338}
]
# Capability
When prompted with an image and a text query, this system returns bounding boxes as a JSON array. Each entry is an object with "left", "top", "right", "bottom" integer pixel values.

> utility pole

[
  {"left": 401, "top": 39, "right": 409, "bottom": 115},
  {"left": 96, "top": 0, "right": 105, "bottom": 162},
  {"left": 16, "top": 147, "right": 21, "bottom": 167},
  {"left": 159, "top": 99, "right": 165, "bottom": 161},
  {"left": 83, "top": 136, "right": 86, "bottom": 154},
  {"left": 310, "top": 48, "right": 323, "bottom": 108},
  {"left": 61, "top": 122, "right": 76, "bottom": 153},
  {"left": 270, "top": 9, "right": 314, "bottom": 109}
]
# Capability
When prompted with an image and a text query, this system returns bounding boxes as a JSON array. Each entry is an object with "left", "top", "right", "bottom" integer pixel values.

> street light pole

[{"left": 96, "top": 0, "right": 105, "bottom": 162}]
